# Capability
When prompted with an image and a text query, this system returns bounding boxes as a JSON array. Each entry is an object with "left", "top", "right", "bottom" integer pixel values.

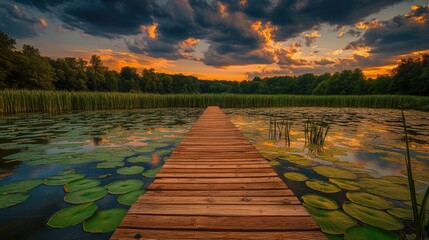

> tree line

[{"left": 1, "top": 32, "right": 428, "bottom": 95}]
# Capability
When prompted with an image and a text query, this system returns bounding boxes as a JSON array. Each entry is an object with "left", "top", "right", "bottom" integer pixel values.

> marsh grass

[
  {"left": 269, "top": 117, "right": 292, "bottom": 147},
  {"left": 402, "top": 111, "right": 429, "bottom": 240},
  {"left": 304, "top": 117, "right": 331, "bottom": 149},
  {"left": 1, "top": 90, "right": 429, "bottom": 113}
]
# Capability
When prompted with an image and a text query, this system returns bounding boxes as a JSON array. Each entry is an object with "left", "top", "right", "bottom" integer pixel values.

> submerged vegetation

[{"left": 1, "top": 90, "right": 429, "bottom": 113}]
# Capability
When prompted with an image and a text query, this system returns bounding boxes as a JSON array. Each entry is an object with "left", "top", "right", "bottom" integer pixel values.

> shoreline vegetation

[{"left": 1, "top": 90, "right": 428, "bottom": 113}]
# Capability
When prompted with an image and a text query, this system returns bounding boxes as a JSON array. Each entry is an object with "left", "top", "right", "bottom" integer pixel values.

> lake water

[
  {"left": 225, "top": 107, "right": 429, "bottom": 239},
  {"left": 0, "top": 109, "right": 203, "bottom": 239},
  {"left": 0, "top": 107, "right": 428, "bottom": 239}
]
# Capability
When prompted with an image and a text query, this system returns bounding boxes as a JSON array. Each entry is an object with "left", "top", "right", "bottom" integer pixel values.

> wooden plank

[
  {"left": 143, "top": 189, "right": 296, "bottom": 197},
  {"left": 136, "top": 196, "right": 301, "bottom": 205},
  {"left": 127, "top": 204, "right": 310, "bottom": 216},
  {"left": 111, "top": 229, "right": 326, "bottom": 240},
  {"left": 111, "top": 106, "right": 325, "bottom": 240},
  {"left": 118, "top": 215, "right": 319, "bottom": 230},
  {"left": 148, "top": 182, "right": 287, "bottom": 190},
  {"left": 154, "top": 177, "right": 283, "bottom": 184}
]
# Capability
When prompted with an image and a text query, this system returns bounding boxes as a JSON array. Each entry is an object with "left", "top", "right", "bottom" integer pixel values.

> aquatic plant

[
  {"left": 269, "top": 117, "right": 292, "bottom": 147},
  {"left": 402, "top": 111, "right": 429, "bottom": 240},
  {"left": 304, "top": 117, "right": 331, "bottom": 150},
  {"left": 1, "top": 90, "right": 429, "bottom": 113}
]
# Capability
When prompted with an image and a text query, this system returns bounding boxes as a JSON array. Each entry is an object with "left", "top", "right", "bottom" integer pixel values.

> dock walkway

[{"left": 111, "top": 106, "right": 325, "bottom": 239}]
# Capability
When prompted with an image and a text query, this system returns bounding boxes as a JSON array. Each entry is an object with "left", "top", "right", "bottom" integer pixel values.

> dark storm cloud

[
  {"left": 5, "top": 0, "right": 409, "bottom": 66},
  {"left": 13, "top": 0, "right": 69, "bottom": 12},
  {"left": 60, "top": 0, "right": 155, "bottom": 38},
  {"left": 0, "top": 2, "right": 42, "bottom": 38},
  {"left": 346, "top": 5, "right": 429, "bottom": 62}
]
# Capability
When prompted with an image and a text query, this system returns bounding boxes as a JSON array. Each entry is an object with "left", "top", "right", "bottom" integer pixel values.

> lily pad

[
  {"left": 64, "top": 179, "right": 101, "bottom": 192},
  {"left": 83, "top": 208, "right": 128, "bottom": 233},
  {"left": 284, "top": 172, "right": 308, "bottom": 181},
  {"left": 127, "top": 156, "right": 152, "bottom": 163},
  {"left": 47, "top": 203, "right": 97, "bottom": 228},
  {"left": 0, "top": 193, "right": 30, "bottom": 208},
  {"left": 358, "top": 178, "right": 410, "bottom": 200},
  {"left": 106, "top": 179, "right": 144, "bottom": 194},
  {"left": 64, "top": 187, "right": 107, "bottom": 204},
  {"left": 302, "top": 194, "right": 338, "bottom": 210},
  {"left": 142, "top": 167, "right": 161, "bottom": 178},
  {"left": 269, "top": 160, "right": 280, "bottom": 166},
  {"left": 329, "top": 178, "right": 360, "bottom": 191},
  {"left": 45, "top": 174, "right": 85, "bottom": 186},
  {"left": 279, "top": 154, "right": 312, "bottom": 166},
  {"left": 116, "top": 166, "right": 145, "bottom": 175},
  {"left": 118, "top": 190, "right": 146, "bottom": 206},
  {"left": 346, "top": 192, "right": 393, "bottom": 210},
  {"left": 0, "top": 179, "right": 44, "bottom": 194},
  {"left": 387, "top": 207, "right": 413, "bottom": 220},
  {"left": 306, "top": 179, "right": 341, "bottom": 193},
  {"left": 312, "top": 166, "right": 357, "bottom": 179},
  {"left": 343, "top": 203, "right": 403, "bottom": 230},
  {"left": 344, "top": 225, "right": 400, "bottom": 240},
  {"left": 96, "top": 161, "right": 124, "bottom": 169},
  {"left": 304, "top": 203, "right": 357, "bottom": 234}
]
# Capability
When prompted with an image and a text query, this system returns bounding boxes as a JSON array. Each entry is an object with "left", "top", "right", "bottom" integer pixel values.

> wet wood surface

[{"left": 111, "top": 106, "right": 325, "bottom": 240}]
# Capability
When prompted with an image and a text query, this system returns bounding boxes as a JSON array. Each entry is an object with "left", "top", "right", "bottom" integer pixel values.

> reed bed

[{"left": 1, "top": 90, "right": 428, "bottom": 113}]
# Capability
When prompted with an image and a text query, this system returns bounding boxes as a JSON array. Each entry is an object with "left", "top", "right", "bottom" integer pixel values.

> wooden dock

[{"left": 111, "top": 106, "right": 325, "bottom": 240}]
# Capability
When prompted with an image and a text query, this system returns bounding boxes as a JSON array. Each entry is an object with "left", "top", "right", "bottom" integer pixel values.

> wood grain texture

[{"left": 111, "top": 106, "right": 325, "bottom": 240}]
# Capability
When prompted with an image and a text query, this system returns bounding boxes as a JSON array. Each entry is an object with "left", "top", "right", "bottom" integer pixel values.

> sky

[{"left": 1, "top": 0, "right": 428, "bottom": 81}]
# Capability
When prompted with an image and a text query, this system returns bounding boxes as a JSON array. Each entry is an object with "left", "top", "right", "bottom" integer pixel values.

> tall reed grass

[
  {"left": 402, "top": 112, "right": 429, "bottom": 240},
  {"left": 1, "top": 90, "right": 428, "bottom": 113}
]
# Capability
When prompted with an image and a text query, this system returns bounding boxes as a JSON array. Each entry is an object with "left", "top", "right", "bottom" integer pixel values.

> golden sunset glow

[
  {"left": 141, "top": 23, "right": 158, "bottom": 39},
  {"left": 5, "top": 1, "right": 427, "bottom": 81}
]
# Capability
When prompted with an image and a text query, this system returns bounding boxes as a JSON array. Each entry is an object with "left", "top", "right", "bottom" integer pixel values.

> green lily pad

[
  {"left": 64, "top": 179, "right": 101, "bottom": 192},
  {"left": 312, "top": 166, "right": 357, "bottom": 179},
  {"left": 358, "top": 178, "right": 410, "bottom": 200},
  {"left": 284, "top": 172, "right": 308, "bottom": 181},
  {"left": 306, "top": 179, "right": 341, "bottom": 193},
  {"left": 387, "top": 207, "right": 413, "bottom": 220},
  {"left": 45, "top": 174, "right": 85, "bottom": 186},
  {"left": 118, "top": 190, "right": 146, "bottom": 206},
  {"left": 279, "top": 154, "right": 312, "bottom": 166},
  {"left": 343, "top": 203, "right": 403, "bottom": 230},
  {"left": 83, "top": 208, "right": 128, "bottom": 233},
  {"left": 0, "top": 179, "right": 44, "bottom": 194},
  {"left": 47, "top": 203, "right": 97, "bottom": 228},
  {"left": 304, "top": 203, "right": 357, "bottom": 234},
  {"left": 0, "top": 193, "right": 30, "bottom": 208},
  {"left": 64, "top": 187, "right": 107, "bottom": 204},
  {"left": 106, "top": 179, "right": 144, "bottom": 194},
  {"left": 127, "top": 156, "right": 152, "bottom": 163},
  {"left": 302, "top": 194, "right": 338, "bottom": 210},
  {"left": 346, "top": 192, "right": 393, "bottom": 210},
  {"left": 269, "top": 160, "right": 280, "bottom": 166},
  {"left": 116, "top": 166, "right": 145, "bottom": 175},
  {"left": 326, "top": 235, "right": 343, "bottom": 240},
  {"left": 142, "top": 167, "right": 161, "bottom": 178},
  {"left": 329, "top": 178, "right": 361, "bottom": 190},
  {"left": 344, "top": 225, "right": 400, "bottom": 240}
]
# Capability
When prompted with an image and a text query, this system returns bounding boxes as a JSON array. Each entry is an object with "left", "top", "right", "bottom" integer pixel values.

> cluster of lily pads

[
  {"left": 226, "top": 108, "right": 429, "bottom": 239},
  {"left": 283, "top": 166, "right": 411, "bottom": 239},
  {"left": 0, "top": 109, "right": 202, "bottom": 238}
]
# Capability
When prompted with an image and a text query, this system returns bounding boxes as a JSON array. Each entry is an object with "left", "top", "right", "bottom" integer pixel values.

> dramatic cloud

[
  {"left": 3, "top": 0, "right": 426, "bottom": 79},
  {"left": 61, "top": 0, "right": 155, "bottom": 38},
  {"left": 0, "top": 2, "right": 46, "bottom": 38},
  {"left": 346, "top": 5, "right": 429, "bottom": 64}
]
